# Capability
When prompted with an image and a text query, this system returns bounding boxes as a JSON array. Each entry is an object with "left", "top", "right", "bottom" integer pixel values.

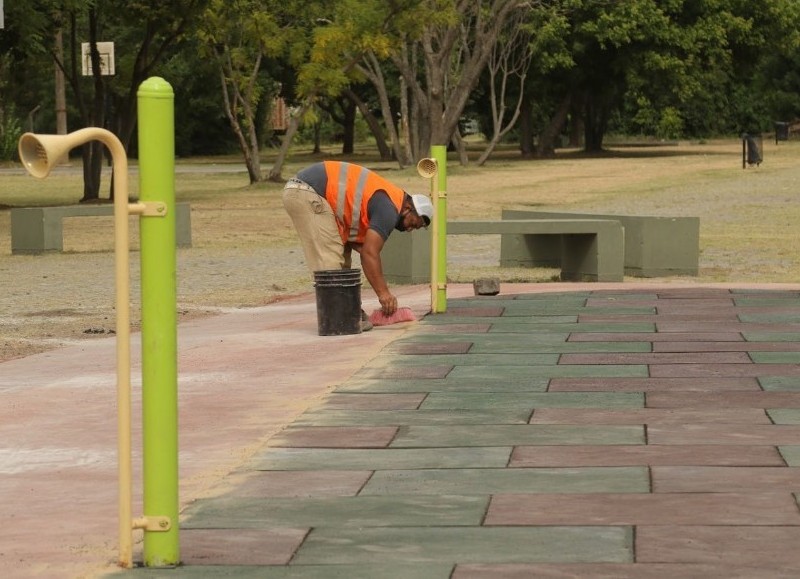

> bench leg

[
  {"left": 560, "top": 233, "right": 598, "bottom": 281},
  {"left": 560, "top": 231, "right": 624, "bottom": 282},
  {"left": 11, "top": 207, "right": 64, "bottom": 254},
  {"left": 175, "top": 203, "right": 192, "bottom": 248}
]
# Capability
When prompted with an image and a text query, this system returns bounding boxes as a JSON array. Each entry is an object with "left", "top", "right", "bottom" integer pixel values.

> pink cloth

[{"left": 368, "top": 307, "right": 417, "bottom": 326}]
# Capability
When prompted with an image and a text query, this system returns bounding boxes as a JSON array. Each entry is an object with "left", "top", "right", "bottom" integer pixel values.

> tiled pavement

[
  {"left": 118, "top": 286, "right": 800, "bottom": 578},
  {"left": 5, "top": 284, "right": 800, "bottom": 578}
]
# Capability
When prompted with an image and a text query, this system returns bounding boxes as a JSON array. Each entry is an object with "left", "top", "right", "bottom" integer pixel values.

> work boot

[{"left": 360, "top": 309, "right": 373, "bottom": 332}]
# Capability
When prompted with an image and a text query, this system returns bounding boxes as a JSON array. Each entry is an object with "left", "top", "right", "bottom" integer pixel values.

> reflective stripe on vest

[{"left": 324, "top": 161, "right": 405, "bottom": 244}]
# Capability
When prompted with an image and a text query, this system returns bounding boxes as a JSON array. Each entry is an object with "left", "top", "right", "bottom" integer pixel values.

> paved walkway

[{"left": 4, "top": 283, "right": 800, "bottom": 578}]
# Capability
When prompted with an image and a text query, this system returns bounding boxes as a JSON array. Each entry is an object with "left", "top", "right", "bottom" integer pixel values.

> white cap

[{"left": 410, "top": 194, "right": 434, "bottom": 227}]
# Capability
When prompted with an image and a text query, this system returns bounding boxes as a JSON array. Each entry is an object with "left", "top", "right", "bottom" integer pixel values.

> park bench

[
  {"left": 10, "top": 202, "right": 192, "bottom": 254},
  {"left": 381, "top": 218, "right": 625, "bottom": 283},
  {"left": 501, "top": 209, "right": 699, "bottom": 277}
]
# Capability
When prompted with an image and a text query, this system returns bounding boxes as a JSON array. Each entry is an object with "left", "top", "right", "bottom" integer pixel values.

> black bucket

[{"left": 313, "top": 268, "right": 362, "bottom": 336}]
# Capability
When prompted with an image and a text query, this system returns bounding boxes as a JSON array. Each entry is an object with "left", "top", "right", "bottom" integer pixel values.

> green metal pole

[
  {"left": 431, "top": 145, "right": 448, "bottom": 312},
  {"left": 137, "top": 76, "right": 179, "bottom": 567}
]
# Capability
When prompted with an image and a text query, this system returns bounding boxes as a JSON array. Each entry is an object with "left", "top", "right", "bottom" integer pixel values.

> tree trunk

[
  {"left": 218, "top": 51, "right": 263, "bottom": 183},
  {"left": 451, "top": 129, "right": 469, "bottom": 166},
  {"left": 341, "top": 99, "right": 356, "bottom": 155},
  {"left": 312, "top": 120, "right": 322, "bottom": 154},
  {"left": 358, "top": 53, "right": 407, "bottom": 166},
  {"left": 584, "top": 94, "right": 607, "bottom": 153},
  {"left": 345, "top": 88, "right": 392, "bottom": 161},
  {"left": 537, "top": 93, "right": 571, "bottom": 158},
  {"left": 399, "top": 75, "right": 413, "bottom": 164},
  {"left": 518, "top": 97, "right": 534, "bottom": 159}
]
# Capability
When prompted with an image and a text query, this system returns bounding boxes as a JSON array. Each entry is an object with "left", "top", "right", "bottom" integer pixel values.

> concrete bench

[
  {"left": 10, "top": 202, "right": 192, "bottom": 254},
  {"left": 382, "top": 218, "right": 625, "bottom": 283},
  {"left": 501, "top": 209, "right": 699, "bottom": 277}
]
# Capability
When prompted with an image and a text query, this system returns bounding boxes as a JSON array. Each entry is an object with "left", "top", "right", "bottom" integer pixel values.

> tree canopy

[{"left": 2, "top": 0, "right": 800, "bottom": 179}]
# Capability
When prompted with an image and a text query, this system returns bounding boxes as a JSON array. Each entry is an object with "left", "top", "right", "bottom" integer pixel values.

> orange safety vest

[{"left": 323, "top": 161, "right": 406, "bottom": 243}]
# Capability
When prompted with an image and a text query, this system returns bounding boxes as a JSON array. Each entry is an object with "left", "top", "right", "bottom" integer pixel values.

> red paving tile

[
  {"left": 484, "top": 493, "right": 800, "bottom": 525},
  {"left": 647, "top": 424, "right": 800, "bottom": 445},
  {"left": 654, "top": 341, "right": 800, "bottom": 352},
  {"left": 656, "top": 322, "right": 800, "bottom": 332},
  {"left": 636, "top": 526, "right": 800, "bottom": 566},
  {"left": 651, "top": 466, "right": 800, "bottom": 492},
  {"left": 530, "top": 408, "right": 771, "bottom": 425},
  {"left": 509, "top": 445, "right": 784, "bottom": 467},
  {"left": 267, "top": 426, "right": 399, "bottom": 448},
  {"left": 548, "top": 377, "right": 760, "bottom": 392}
]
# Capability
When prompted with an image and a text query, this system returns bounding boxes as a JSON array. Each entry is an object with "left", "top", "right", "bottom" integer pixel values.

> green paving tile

[
  {"left": 423, "top": 315, "right": 579, "bottom": 324},
  {"left": 421, "top": 392, "right": 644, "bottom": 410},
  {"left": 452, "top": 296, "right": 590, "bottom": 306},
  {"left": 182, "top": 495, "right": 488, "bottom": 529},
  {"left": 293, "top": 409, "right": 532, "bottom": 426},
  {"left": 250, "top": 447, "right": 512, "bottom": 470},
  {"left": 583, "top": 306, "right": 657, "bottom": 314},
  {"left": 768, "top": 409, "right": 800, "bottom": 424},
  {"left": 335, "top": 378, "right": 550, "bottom": 393},
  {"left": 744, "top": 332, "right": 800, "bottom": 342},
  {"left": 293, "top": 526, "right": 633, "bottom": 565},
  {"left": 486, "top": 322, "right": 656, "bottom": 333},
  {"left": 123, "top": 564, "right": 454, "bottom": 578},
  {"left": 750, "top": 352, "right": 800, "bottom": 364},
  {"left": 760, "top": 377, "right": 800, "bottom": 391},
  {"left": 779, "top": 446, "right": 800, "bottom": 465},
  {"left": 441, "top": 307, "right": 587, "bottom": 317},
  {"left": 447, "top": 364, "right": 648, "bottom": 380},
  {"left": 739, "top": 313, "right": 800, "bottom": 323},
  {"left": 363, "top": 353, "right": 559, "bottom": 367},
  {"left": 734, "top": 297, "right": 800, "bottom": 307},
  {"left": 588, "top": 293, "right": 659, "bottom": 300},
  {"left": 361, "top": 467, "right": 649, "bottom": 494},
  {"left": 390, "top": 424, "right": 644, "bottom": 447},
  {"left": 513, "top": 292, "right": 593, "bottom": 300}
]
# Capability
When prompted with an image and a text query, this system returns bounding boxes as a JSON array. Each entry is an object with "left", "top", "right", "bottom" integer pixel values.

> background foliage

[{"left": 1, "top": 0, "right": 799, "bottom": 167}]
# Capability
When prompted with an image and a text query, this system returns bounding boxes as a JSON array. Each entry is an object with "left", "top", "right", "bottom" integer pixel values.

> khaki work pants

[{"left": 282, "top": 185, "right": 352, "bottom": 274}]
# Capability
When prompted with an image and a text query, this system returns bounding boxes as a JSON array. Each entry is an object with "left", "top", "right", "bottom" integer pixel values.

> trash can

[
  {"left": 313, "top": 268, "right": 362, "bottom": 336},
  {"left": 742, "top": 133, "right": 763, "bottom": 168},
  {"left": 775, "top": 122, "right": 789, "bottom": 144}
]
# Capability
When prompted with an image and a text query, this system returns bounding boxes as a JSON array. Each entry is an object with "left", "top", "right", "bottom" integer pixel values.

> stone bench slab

[{"left": 10, "top": 202, "right": 192, "bottom": 254}]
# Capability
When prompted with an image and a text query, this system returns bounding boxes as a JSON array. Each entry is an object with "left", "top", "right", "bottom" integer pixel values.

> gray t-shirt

[{"left": 296, "top": 163, "right": 401, "bottom": 241}]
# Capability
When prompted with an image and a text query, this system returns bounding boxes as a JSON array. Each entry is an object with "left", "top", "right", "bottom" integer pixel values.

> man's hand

[
  {"left": 360, "top": 229, "right": 398, "bottom": 315},
  {"left": 378, "top": 291, "right": 398, "bottom": 316}
]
